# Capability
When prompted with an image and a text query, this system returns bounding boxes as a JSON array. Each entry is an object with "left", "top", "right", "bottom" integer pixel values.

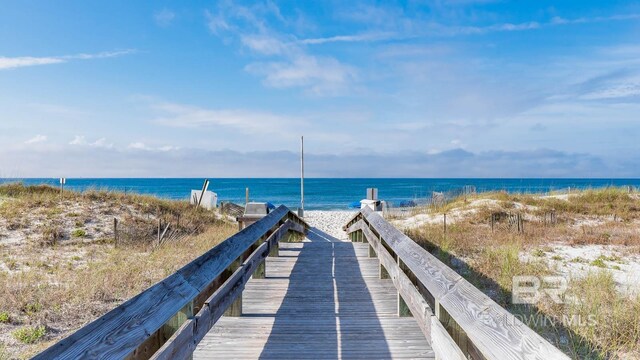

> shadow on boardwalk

[{"left": 258, "top": 227, "right": 392, "bottom": 359}]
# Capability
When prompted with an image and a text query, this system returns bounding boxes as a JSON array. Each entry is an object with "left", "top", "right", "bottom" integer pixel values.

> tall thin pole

[{"left": 301, "top": 136, "right": 304, "bottom": 215}]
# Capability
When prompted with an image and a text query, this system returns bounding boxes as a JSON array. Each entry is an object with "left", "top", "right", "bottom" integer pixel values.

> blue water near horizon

[{"left": 2, "top": 178, "right": 639, "bottom": 210}]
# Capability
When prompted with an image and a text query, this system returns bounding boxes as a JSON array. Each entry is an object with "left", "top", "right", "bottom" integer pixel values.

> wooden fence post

[
  {"left": 443, "top": 213, "right": 447, "bottom": 238},
  {"left": 114, "top": 218, "right": 118, "bottom": 247}
]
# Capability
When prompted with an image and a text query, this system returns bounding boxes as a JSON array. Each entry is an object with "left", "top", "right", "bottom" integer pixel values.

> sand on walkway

[{"left": 302, "top": 210, "right": 357, "bottom": 241}]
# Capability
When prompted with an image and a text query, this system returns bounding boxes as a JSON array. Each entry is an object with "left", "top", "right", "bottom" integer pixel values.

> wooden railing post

[
  {"left": 269, "top": 238, "right": 279, "bottom": 257},
  {"left": 224, "top": 260, "right": 243, "bottom": 317},
  {"left": 380, "top": 262, "right": 390, "bottom": 279},
  {"left": 254, "top": 236, "right": 266, "bottom": 279},
  {"left": 161, "top": 300, "right": 194, "bottom": 358},
  {"left": 397, "top": 260, "right": 412, "bottom": 317},
  {"left": 368, "top": 231, "right": 377, "bottom": 258}
]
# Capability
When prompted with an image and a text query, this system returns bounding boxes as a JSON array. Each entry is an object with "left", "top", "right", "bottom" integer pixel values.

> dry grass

[
  {"left": 0, "top": 183, "right": 237, "bottom": 358},
  {"left": 403, "top": 188, "right": 640, "bottom": 359}
]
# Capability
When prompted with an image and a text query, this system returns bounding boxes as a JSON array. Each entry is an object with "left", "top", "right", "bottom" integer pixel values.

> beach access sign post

[
  {"left": 299, "top": 135, "right": 304, "bottom": 218},
  {"left": 59, "top": 177, "right": 66, "bottom": 199}
]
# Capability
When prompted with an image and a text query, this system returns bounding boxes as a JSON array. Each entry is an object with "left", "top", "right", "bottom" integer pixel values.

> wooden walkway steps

[{"left": 194, "top": 227, "right": 435, "bottom": 359}]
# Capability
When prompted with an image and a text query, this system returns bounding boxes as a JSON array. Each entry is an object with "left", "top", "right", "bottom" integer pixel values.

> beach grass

[
  {"left": 0, "top": 183, "right": 236, "bottom": 358},
  {"left": 403, "top": 188, "right": 640, "bottom": 359}
]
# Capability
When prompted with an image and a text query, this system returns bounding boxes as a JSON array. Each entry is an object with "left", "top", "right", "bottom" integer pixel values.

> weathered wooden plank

[
  {"left": 156, "top": 220, "right": 301, "bottom": 359},
  {"left": 150, "top": 319, "right": 196, "bottom": 360},
  {"left": 195, "top": 229, "right": 434, "bottom": 360},
  {"left": 431, "top": 317, "right": 466, "bottom": 360},
  {"left": 36, "top": 206, "right": 307, "bottom": 360},
  {"left": 355, "top": 208, "right": 568, "bottom": 360},
  {"left": 372, "top": 231, "right": 432, "bottom": 339}
]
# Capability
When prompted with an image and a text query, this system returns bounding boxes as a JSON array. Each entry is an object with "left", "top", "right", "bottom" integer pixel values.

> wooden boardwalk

[{"left": 194, "top": 226, "right": 434, "bottom": 359}]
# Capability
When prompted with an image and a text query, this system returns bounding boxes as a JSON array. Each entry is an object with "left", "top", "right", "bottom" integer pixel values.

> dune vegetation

[
  {"left": 0, "top": 183, "right": 236, "bottom": 359},
  {"left": 400, "top": 188, "right": 640, "bottom": 359}
]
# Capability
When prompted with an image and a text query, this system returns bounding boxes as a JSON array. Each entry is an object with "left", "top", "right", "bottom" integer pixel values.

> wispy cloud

[
  {"left": 128, "top": 142, "right": 179, "bottom": 152},
  {"left": 300, "top": 32, "right": 396, "bottom": 45},
  {"left": 154, "top": 9, "right": 176, "bottom": 27},
  {"left": 25, "top": 135, "right": 47, "bottom": 144},
  {"left": 69, "top": 135, "right": 113, "bottom": 149},
  {"left": 0, "top": 145, "right": 625, "bottom": 178},
  {"left": 205, "top": 3, "right": 356, "bottom": 96},
  {"left": 0, "top": 50, "right": 136, "bottom": 70},
  {"left": 301, "top": 10, "right": 640, "bottom": 45},
  {"left": 0, "top": 57, "right": 64, "bottom": 70},
  {"left": 205, "top": 9, "right": 233, "bottom": 35},
  {"left": 245, "top": 54, "right": 356, "bottom": 95},
  {"left": 148, "top": 99, "right": 299, "bottom": 136}
]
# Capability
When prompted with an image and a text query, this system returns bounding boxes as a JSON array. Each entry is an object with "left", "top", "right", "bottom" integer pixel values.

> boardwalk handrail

[
  {"left": 36, "top": 205, "right": 308, "bottom": 360},
  {"left": 344, "top": 207, "right": 569, "bottom": 360}
]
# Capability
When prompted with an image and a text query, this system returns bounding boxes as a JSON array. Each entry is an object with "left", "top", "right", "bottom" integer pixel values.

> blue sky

[{"left": 1, "top": 0, "right": 639, "bottom": 177}]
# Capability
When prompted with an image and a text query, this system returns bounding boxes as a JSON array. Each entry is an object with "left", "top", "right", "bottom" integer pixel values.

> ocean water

[{"left": 1, "top": 178, "right": 639, "bottom": 210}]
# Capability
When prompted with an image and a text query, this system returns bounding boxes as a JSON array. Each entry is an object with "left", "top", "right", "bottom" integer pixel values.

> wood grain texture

[
  {"left": 194, "top": 226, "right": 434, "bottom": 359},
  {"left": 352, "top": 208, "right": 568, "bottom": 360},
  {"left": 153, "top": 220, "right": 302, "bottom": 360},
  {"left": 35, "top": 207, "right": 307, "bottom": 360}
]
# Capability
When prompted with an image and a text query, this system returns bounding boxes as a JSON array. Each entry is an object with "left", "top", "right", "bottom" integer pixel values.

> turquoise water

[{"left": 1, "top": 178, "right": 639, "bottom": 210}]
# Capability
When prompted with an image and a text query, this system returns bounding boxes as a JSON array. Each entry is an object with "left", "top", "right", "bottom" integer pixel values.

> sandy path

[{"left": 302, "top": 210, "right": 357, "bottom": 241}]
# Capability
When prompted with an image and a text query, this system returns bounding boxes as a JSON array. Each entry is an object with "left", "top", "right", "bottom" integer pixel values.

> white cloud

[
  {"left": 128, "top": 142, "right": 179, "bottom": 152},
  {"left": 318, "top": 6, "right": 640, "bottom": 44},
  {"left": 25, "top": 135, "right": 47, "bottom": 144},
  {"left": 0, "top": 146, "right": 626, "bottom": 178},
  {"left": 154, "top": 9, "right": 175, "bottom": 27},
  {"left": 240, "top": 34, "right": 289, "bottom": 55},
  {"left": 300, "top": 32, "right": 396, "bottom": 45},
  {"left": 0, "top": 50, "right": 135, "bottom": 70},
  {"left": 581, "top": 83, "right": 640, "bottom": 100},
  {"left": 69, "top": 135, "right": 87, "bottom": 145},
  {"left": 245, "top": 54, "right": 356, "bottom": 95},
  {"left": 205, "top": 9, "right": 232, "bottom": 34},
  {"left": 69, "top": 136, "right": 113, "bottom": 148},
  {"left": 204, "top": 3, "right": 356, "bottom": 96},
  {"left": 0, "top": 57, "right": 64, "bottom": 70},
  {"left": 149, "top": 100, "right": 298, "bottom": 135}
]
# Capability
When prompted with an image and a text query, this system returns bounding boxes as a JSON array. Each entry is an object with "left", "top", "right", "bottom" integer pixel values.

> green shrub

[
  {"left": 0, "top": 311, "right": 9, "bottom": 323},
  {"left": 23, "top": 302, "right": 42, "bottom": 315},
  {"left": 71, "top": 229, "right": 86, "bottom": 238},
  {"left": 532, "top": 249, "right": 545, "bottom": 257},
  {"left": 591, "top": 258, "right": 607, "bottom": 268},
  {"left": 12, "top": 325, "right": 46, "bottom": 344}
]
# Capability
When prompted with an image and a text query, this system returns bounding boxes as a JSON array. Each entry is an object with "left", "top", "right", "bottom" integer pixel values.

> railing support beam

[{"left": 224, "top": 260, "right": 243, "bottom": 317}]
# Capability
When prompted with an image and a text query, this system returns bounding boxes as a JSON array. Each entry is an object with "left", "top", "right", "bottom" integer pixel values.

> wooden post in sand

[
  {"left": 113, "top": 218, "right": 119, "bottom": 247},
  {"left": 443, "top": 213, "right": 447, "bottom": 238},
  {"left": 300, "top": 135, "right": 304, "bottom": 218}
]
